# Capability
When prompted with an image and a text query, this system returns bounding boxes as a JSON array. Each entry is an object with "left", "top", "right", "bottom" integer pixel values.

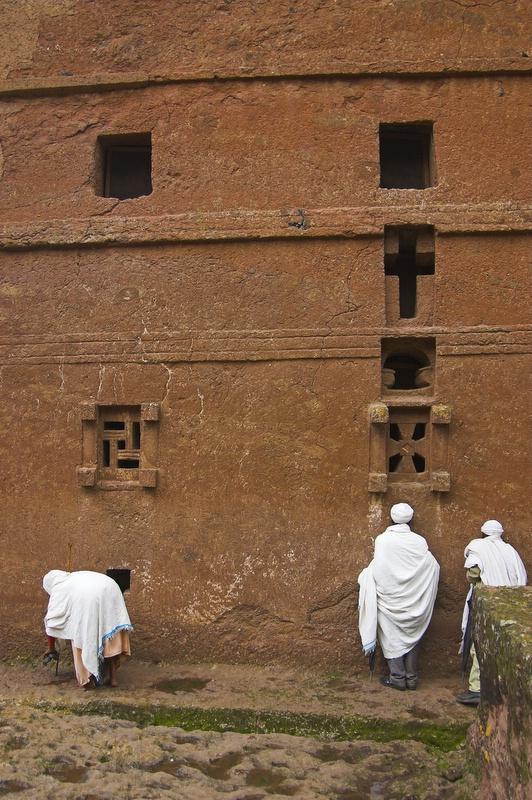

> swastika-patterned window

[
  {"left": 99, "top": 406, "right": 141, "bottom": 482},
  {"left": 387, "top": 407, "right": 430, "bottom": 482}
]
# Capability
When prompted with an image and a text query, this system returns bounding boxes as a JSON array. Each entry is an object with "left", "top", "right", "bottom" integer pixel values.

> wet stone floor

[{"left": 0, "top": 660, "right": 478, "bottom": 799}]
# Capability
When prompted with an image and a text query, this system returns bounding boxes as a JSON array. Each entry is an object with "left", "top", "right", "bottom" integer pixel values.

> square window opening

[
  {"left": 106, "top": 568, "right": 131, "bottom": 593},
  {"left": 379, "top": 123, "right": 434, "bottom": 189},
  {"left": 96, "top": 133, "right": 152, "bottom": 199}
]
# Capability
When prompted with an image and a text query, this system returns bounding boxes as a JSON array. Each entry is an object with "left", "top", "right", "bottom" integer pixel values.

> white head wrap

[
  {"left": 480, "top": 519, "right": 504, "bottom": 538},
  {"left": 390, "top": 503, "right": 414, "bottom": 524},
  {"left": 43, "top": 569, "right": 70, "bottom": 595}
]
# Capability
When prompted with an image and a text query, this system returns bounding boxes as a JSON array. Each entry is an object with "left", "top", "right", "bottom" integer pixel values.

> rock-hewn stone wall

[
  {"left": 470, "top": 586, "right": 531, "bottom": 800},
  {"left": 0, "top": 2, "right": 530, "bottom": 669}
]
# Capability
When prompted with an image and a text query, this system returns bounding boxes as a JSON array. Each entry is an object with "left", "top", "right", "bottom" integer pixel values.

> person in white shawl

[
  {"left": 358, "top": 503, "right": 440, "bottom": 690},
  {"left": 456, "top": 519, "right": 527, "bottom": 705},
  {"left": 43, "top": 570, "right": 133, "bottom": 688}
]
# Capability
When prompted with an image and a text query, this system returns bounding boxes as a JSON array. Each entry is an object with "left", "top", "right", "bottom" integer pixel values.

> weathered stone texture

[
  {"left": 470, "top": 587, "right": 532, "bottom": 800},
  {"left": 0, "top": 1, "right": 530, "bottom": 670},
  {"left": 0, "top": 77, "right": 530, "bottom": 223},
  {"left": 1, "top": 0, "right": 529, "bottom": 83}
]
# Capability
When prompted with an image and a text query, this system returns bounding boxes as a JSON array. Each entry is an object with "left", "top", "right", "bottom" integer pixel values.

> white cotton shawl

[
  {"left": 464, "top": 536, "right": 527, "bottom": 587},
  {"left": 358, "top": 524, "right": 440, "bottom": 659},
  {"left": 43, "top": 570, "right": 133, "bottom": 681},
  {"left": 460, "top": 535, "right": 527, "bottom": 644}
]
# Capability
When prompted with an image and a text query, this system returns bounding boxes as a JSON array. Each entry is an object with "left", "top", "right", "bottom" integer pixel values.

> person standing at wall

[
  {"left": 358, "top": 503, "right": 440, "bottom": 690},
  {"left": 42, "top": 570, "right": 133, "bottom": 688},
  {"left": 456, "top": 519, "right": 527, "bottom": 705}
]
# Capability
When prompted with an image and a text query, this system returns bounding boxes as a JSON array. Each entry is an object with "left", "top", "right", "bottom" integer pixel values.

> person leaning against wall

[{"left": 456, "top": 519, "right": 527, "bottom": 706}]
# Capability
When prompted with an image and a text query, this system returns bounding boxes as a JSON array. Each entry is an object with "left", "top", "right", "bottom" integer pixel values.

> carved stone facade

[{"left": 0, "top": 1, "right": 529, "bottom": 670}]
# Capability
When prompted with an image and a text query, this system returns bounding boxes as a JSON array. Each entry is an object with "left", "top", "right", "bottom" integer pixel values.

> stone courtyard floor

[{"left": 0, "top": 657, "right": 479, "bottom": 799}]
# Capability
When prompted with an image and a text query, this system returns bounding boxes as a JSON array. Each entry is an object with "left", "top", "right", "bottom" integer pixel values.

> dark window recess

[
  {"left": 412, "top": 423, "right": 425, "bottom": 441},
  {"left": 102, "top": 439, "right": 111, "bottom": 467},
  {"left": 104, "top": 420, "right": 125, "bottom": 430},
  {"left": 106, "top": 569, "right": 131, "bottom": 593},
  {"left": 390, "top": 423, "right": 401, "bottom": 441},
  {"left": 389, "top": 453, "right": 402, "bottom": 473},
  {"left": 97, "top": 133, "right": 152, "bottom": 200},
  {"left": 132, "top": 421, "right": 141, "bottom": 449},
  {"left": 384, "top": 226, "right": 435, "bottom": 319},
  {"left": 118, "top": 458, "right": 140, "bottom": 469},
  {"left": 412, "top": 453, "right": 426, "bottom": 472},
  {"left": 379, "top": 123, "right": 434, "bottom": 189},
  {"left": 383, "top": 352, "right": 428, "bottom": 390}
]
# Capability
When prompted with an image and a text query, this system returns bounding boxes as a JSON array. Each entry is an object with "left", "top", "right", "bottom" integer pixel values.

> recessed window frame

[
  {"left": 99, "top": 405, "right": 142, "bottom": 483},
  {"left": 381, "top": 337, "right": 436, "bottom": 396},
  {"left": 379, "top": 122, "right": 435, "bottom": 189},
  {"left": 368, "top": 402, "right": 452, "bottom": 494},
  {"left": 96, "top": 132, "right": 152, "bottom": 200},
  {"left": 77, "top": 402, "right": 160, "bottom": 490},
  {"left": 387, "top": 406, "right": 430, "bottom": 482}
]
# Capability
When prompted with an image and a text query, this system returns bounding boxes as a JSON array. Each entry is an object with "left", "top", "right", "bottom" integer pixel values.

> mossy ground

[
  {"left": 29, "top": 698, "right": 469, "bottom": 751},
  {"left": 0, "top": 659, "right": 479, "bottom": 799}
]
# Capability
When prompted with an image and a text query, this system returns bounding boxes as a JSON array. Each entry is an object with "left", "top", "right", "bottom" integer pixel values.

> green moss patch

[{"left": 28, "top": 700, "right": 468, "bottom": 752}]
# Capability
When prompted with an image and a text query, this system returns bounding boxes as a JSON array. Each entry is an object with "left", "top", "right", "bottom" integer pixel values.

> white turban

[
  {"left": 390, "top": 503, "right": 414, "bottom": 524},
  {"left": 481, "top": 519, "right": 504, "bottom": 538}
]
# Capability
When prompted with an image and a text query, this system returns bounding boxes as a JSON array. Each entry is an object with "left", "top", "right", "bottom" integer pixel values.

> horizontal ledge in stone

[
  {"left": 0, "top": 350, "right": 379, "bottom": 367},
  {"left": 1, "top": 339, "right": 530, "bottom": 367},
  {"left": 0, "top": 58, "right": 530, "bottom": 98},
  {"left": 1, "top": 349, "right": 528, "bottom": 367},
  {"left": 0, "top": 205, "right": 530, "bottom": 251},
  {"left": 0, "top": 326, "right": 529, "bottom": 350}
]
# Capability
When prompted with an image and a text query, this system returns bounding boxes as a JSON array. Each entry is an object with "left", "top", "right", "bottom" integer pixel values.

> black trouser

[{"left": 387, "top": 643, "right": 419, "bottom": 688}]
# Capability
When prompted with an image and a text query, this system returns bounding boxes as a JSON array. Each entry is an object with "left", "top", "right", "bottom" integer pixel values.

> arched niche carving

[{"left": 381, "top": 337, "right": 435, "bottom": 395}]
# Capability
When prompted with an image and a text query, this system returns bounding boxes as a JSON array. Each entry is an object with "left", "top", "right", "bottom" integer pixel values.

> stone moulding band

[
  {"left": 0, "top": 205, "right": 530, "bottom": 251},
  {"left": 0, "top": 58, "right": 530, "bottom": 98},
  {"left": 0, "top": 327, "right": 529, "bottom": 367}
]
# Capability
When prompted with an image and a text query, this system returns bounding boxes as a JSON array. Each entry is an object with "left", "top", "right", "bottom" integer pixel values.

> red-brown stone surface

[
  {"left": 1, "top": 0, "right": 530, "bottom": 83},
  {"left": 0, "top": 1, "right": 530, "bottom": 670}
]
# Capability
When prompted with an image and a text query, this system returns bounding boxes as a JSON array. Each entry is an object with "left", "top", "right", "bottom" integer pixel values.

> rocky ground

[{"left": 0, "top": 657, "right": 478, "bottom": 799}]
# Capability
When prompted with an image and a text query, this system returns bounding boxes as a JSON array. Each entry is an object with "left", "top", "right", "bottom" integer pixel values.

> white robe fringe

[{"left": 358, "top": 524, "right": 440, "bottom": 660}]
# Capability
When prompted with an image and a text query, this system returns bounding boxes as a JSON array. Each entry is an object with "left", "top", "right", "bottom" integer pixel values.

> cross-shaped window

[
  {"left": 387, "top": 407, "right": 430, "bottom": 481},
  {"left": 384, "top": 226, "right": 435, "bottom": 319}
]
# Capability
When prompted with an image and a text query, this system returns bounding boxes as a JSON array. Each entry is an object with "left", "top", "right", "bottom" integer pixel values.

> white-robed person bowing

[
  {"left": 358, "top": 503, "right": 440, "bottom": 690},
  {"left": 43, "top": 570, "right": 133, "bottom": 688}
]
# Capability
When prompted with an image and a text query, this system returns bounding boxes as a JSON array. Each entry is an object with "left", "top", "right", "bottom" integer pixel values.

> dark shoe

[
  {"left": 380, "top": 676, "right": 406, "bottom": 691},
  {"left": 456, "top": 690, "right": 480, "bottom": 706},
  {"left": 406, "top": 679, "right": 418, "bottom": 690}
]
